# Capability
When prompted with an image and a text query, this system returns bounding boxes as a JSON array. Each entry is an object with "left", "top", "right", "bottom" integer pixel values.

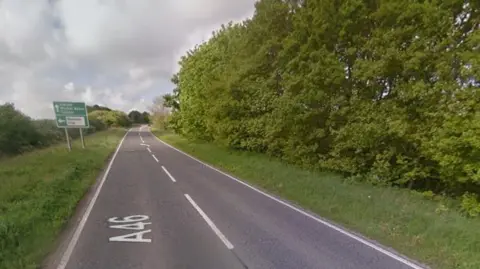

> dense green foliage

[
  {"left": 0, "top": 103, "right": 130, "bottom": 157},
  {"left": 0, "top": 104, "right": 44, "bottom": 155},
  {"left": 169, "top": 0, "right": 479, "bottom": 197},
  {"left": 88, "top": 110, "right": 130, "bottom": 128},
  {"left": 87, "top": 104, "right": 132, "bottom": 128},
  {"left": 128, "top": 110, "right": 150, "bottom": 124}
]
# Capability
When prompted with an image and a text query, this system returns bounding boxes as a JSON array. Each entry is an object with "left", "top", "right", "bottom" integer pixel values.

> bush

[
  {"left": 0, "top": 103, "right": 43, "bottom": 155},
  {"left": 32, "top": 120, "right": 64, "bottom": 146},
  {"left": 461, "top": 193, "right": 480, "bottom": 218},
  {"left": 88, "top": 110, "right": 131, "bottom": 128}
]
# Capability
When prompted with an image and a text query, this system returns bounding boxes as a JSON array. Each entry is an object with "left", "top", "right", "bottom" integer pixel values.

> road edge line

[
  {"left": 184, "top": 194, "right": 234, "bottom": 250},
  {"left": 56, "top": 129, "right": 131, "bottom": 269},
  {"left": 151, "top": 131, "right": 427, "bottom": 269}
]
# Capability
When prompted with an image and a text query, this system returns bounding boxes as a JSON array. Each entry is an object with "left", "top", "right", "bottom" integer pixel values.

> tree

[
  {"left": 128, "top": 110, "right": 143, "bottom": 123},
  {"left": 149, "top": 96, "right": 171, "bottom": 130},
  {"left": 87, "top": 104, "right": 111, "bottom": 113},
  {"left": 0, "top": 103, "right": 42, "bottom": 155},
  {"left": 142, "top": 112, "right": 150, "bottom": 124},
  {"left": 88, "top": 110, "right": 131, "bottom": 128},
  {"left": 162, "top": 93, "right": 180, "bottom": 111},
  {"left": 168, "top": 0, "right": 480, "bottom": 195}
]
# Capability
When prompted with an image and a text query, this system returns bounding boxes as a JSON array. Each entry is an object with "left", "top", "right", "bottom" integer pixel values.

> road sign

[{"left": 53, "top": 101, "right": 90, "bottom": 128}]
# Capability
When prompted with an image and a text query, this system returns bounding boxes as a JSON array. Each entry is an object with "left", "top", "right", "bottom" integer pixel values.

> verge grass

[
  {"left": 155, "top": 132, "right": 480, "bottom": 269},
  {"left": 0, "top": 129, "right": 126, "bottom": 269}
]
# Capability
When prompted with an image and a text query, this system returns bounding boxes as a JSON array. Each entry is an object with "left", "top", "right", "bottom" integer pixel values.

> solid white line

[
  {"left": 57, "top": 129, "right": 131, "bottom": 269},
  {"left": 151, "top": 154, "right": 159, "bottom": 163},
  {"left": 184, "top": 194, "right": 233, "bottom": 250},
  {"left": 161, "top": 166, "right": 177, "bottom": 182},
  {"left": 147, "top": 147, "right": 152, "bottom": 153},
  {"left": 152, "top": 134, "right": 425, "bottom": 269}
]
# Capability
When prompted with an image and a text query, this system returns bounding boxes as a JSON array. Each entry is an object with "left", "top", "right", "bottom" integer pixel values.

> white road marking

[
  {"left": 184, "top": 194, "right": 233, "bottom": 250},
  {"left": 151, "top": 154, "right": 159, "bottom": 163},
  {"left": 153, "top": 134, "right": 426, "bottom": 269},
  {"left": 140, "top": 143, "right": 150, "bottom": 147},
  {"left": 147, "top": 147, "right": 152, "bottom": 153},
  {"left": 109, "top": 215, "right": 149, "bottom": 223},
  {"left": 109, "top": 230, "right": 152, "bottom": 243},
  {"left": 107, "top": 215, "right": 152, "bottom": 243},
  {"left": 161, "top": 166, "right": 177, "bottom": 182},
  {"left": 56, "top": 129, "right": 131, "bottom": 269},
  {"left": 110, "top": 222, "right": 152, "bottom": 230}
]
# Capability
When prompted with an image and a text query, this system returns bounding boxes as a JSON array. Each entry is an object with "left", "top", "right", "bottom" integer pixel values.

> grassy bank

[
  {"left": 0, "top": 129, "right": 126, "bottom": 269},
  {"left": 154, "top": 132, "right": 480, "bottom": 269}
]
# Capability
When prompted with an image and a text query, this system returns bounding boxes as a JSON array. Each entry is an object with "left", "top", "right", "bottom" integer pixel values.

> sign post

[
  {"left": 53, "top": 101, "right": 90, "bottom": 150},
  {"left": 79, "top": 128, "right": 85, "bottom": 149},
  {"left": 65, "top": 128, "right": 71, "bottom": 151}
]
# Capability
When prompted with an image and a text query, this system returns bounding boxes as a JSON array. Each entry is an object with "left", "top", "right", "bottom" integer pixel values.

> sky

[{"left": 0, "top": 0, "right": 256, "bottom": 118}]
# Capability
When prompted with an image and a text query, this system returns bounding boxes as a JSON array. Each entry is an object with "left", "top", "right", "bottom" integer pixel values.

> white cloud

[
  {"left": 81, "top": 86, "right": 94, "bottom": 103},
  {"left": 64, "top": 82, "right": 74, "bottom": 92},
  {"left": 0, "top": 0, "right": 256, "bottom": 118}
]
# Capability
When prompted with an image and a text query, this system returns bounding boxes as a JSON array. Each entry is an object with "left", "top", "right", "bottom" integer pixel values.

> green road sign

[{"left": 53, "top": 101, "right": 90, "bottom": 128}]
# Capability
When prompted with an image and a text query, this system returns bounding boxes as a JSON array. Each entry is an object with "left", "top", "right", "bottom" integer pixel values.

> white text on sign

[{"left": 108, "top": 215, "right": 152, "bottom": 243}]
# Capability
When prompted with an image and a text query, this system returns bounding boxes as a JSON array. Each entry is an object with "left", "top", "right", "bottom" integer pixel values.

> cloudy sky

[{"left": 0, "top": 0, "right": 256, "bottom": 118}]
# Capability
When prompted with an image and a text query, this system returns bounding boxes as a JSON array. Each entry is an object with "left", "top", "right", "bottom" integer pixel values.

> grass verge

[
  {"left": 154, "top": 131, "right": 480, "bottom": 269},
  {"left": 0, "top": 129, "right": 126, "bottom": 269}
]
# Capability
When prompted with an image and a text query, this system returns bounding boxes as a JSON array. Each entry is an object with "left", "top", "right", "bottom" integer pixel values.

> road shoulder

[{"left": 43, "top": 132, "right": 128, "bottom": 269}]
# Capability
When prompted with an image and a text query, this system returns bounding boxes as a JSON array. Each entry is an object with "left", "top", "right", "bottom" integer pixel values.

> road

[{"left": 54, "top": 126, "right": 425, "bottom": 269}]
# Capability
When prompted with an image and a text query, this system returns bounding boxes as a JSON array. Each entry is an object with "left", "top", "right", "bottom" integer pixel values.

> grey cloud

[{"left": 0, "top": 0, "right": 256, "bottom": 118}]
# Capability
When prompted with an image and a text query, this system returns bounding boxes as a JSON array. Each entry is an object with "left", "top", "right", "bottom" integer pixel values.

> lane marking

[
  {"left": 147, "top": 147, "right": 152, "bottom": 153},
  {"left": 161, "top": 166, "right": 177, "bottom": 182},
  {"left": 153, "top": 134, "right": 425, "bottom": 269},
  {"left": 140, "top": 143, "right": 150, "bottom": 147},
  {"left": 184, "top": 194, "right": 233, "bottom": 250},
  {"left": 151, "top": 154, "right": 159, "bottom": 163},
  {"left": 56, "top": 129, "right": 131, "bottom": 269}
]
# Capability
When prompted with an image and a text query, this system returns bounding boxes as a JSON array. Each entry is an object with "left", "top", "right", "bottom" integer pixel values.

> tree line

[
  {"left": 164, "top": 0, "right": 479, "bottom": 198},
  {"left": 0, "top": 103, "right": 149, "bottom": 157}
]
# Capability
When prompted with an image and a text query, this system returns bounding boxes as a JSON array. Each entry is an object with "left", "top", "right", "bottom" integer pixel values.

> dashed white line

[
  {"left": 151, "top": 154, "right": 159, "bottom": 163},
  {"left": 153, "top": 133, "right": 426, "bottom": 269},
  {"left": 184, "top": 194, "right": 233, "bottom": 250},
  {"left": 56, "top": 129, "right": 131, "bottom": 269},
  {"left": 161, "top": 166, "right": 176, "bottom": 182},
  {"left": 147, "top": 147, "right": 152, "bottom": 153}
]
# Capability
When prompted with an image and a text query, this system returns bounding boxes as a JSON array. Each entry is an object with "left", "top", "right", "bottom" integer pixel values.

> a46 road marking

[{"left": 108, "top": 215, "right": 152, "bottom": 243}]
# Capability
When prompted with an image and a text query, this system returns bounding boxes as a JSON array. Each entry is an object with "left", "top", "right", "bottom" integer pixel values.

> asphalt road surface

[{"left": 54, "top": 126, "right": 426, "bottom": 269}]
